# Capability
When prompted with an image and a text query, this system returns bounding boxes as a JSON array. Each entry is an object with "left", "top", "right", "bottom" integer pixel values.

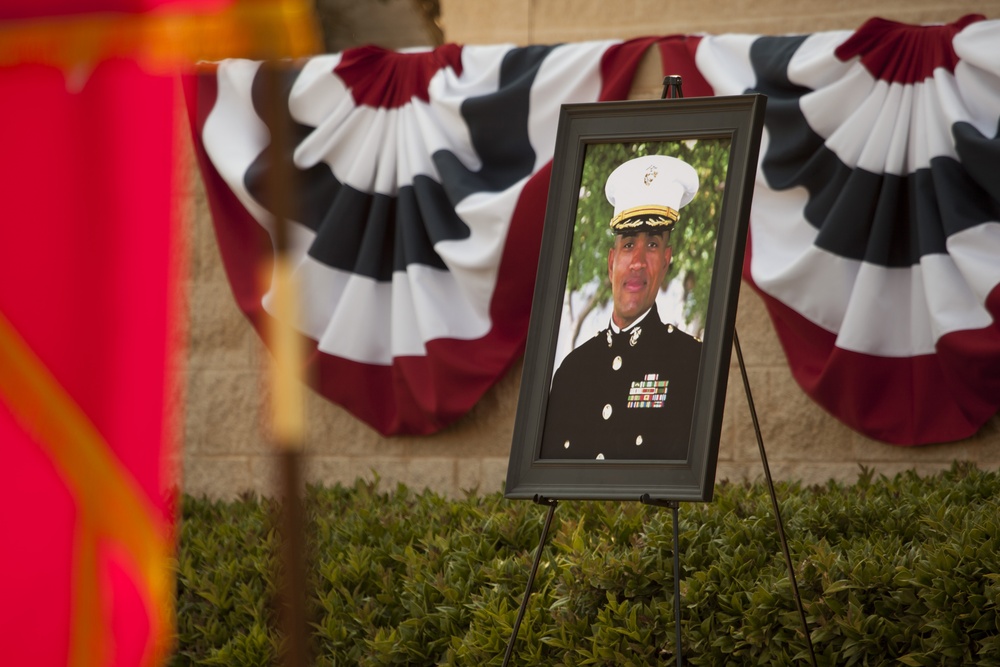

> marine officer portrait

[{"left": 539, "top": 153, "right": 706, "bottom": 461}]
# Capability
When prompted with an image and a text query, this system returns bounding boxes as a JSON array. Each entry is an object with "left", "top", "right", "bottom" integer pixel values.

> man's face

[{"left": 607, "top": 230, "right": 672, "bottom": 329}]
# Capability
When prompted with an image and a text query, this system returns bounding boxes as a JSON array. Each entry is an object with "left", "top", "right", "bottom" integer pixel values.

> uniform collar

[{"left": 609, "top": 305, "right": 656, "bottom": 335}]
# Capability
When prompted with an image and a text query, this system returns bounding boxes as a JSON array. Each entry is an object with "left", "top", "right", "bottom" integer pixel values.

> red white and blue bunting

[
  {"left": 186, "top": 38, "right": 659, "bottom": 435},
  {"left": 187, "top": 16, "right": 1000, "bottom": 444},
  {"left": 696, "top": 15, "right": 1000, "bottom": 444}
]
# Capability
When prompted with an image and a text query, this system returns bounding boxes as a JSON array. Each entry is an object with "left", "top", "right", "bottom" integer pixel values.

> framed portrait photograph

[{"left": 506, "top": 94, "right": 766, "bottom": 502}]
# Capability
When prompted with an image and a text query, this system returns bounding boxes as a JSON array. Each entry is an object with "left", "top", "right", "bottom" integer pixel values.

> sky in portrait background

[{"left": 552, "top": 137, "right": 732, "bottom": 375}]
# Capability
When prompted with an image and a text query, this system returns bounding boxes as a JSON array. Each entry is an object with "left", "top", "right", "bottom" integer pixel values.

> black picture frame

[{"left": 505, "top": 94, "right": 766, "bottom": 502}]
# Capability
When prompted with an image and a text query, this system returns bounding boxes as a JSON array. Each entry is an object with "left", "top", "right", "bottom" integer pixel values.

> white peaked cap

[{"left": 604, "top": 155, "right": 699, "bottom": 232}]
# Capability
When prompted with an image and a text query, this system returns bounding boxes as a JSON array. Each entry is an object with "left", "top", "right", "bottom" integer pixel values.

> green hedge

[{"left": 171, "top": 462, "right": 1000, "bottom": 666}]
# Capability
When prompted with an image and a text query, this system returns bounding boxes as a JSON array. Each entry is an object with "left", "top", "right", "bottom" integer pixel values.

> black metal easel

[
  {"left": 734, "top": 329, "right": 817, "bottom": 667},
  {"left": 662, "top": 74, "right": 684, "bottom": 100},
  {"left": 501, "top": 76, "right": 817, "bottom": 667},
  {"left": 501, "top": 495, "right": 558, "bottom": 667},
  {"left": 639, "top": 495, "right": 685, "bottom": 667}
]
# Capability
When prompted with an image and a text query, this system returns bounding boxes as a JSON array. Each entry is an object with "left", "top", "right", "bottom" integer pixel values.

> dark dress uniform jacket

[{"left": 540, "top": 305, "right": 702, "bottom": 460}]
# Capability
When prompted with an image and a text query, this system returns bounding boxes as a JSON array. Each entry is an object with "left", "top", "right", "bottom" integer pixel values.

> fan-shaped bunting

[
  {"left": 186, "top": 38, "right": 659, "bottom": 435},
  {"left": 696, "top": 15, "right": 1000, "bottom": 444}
]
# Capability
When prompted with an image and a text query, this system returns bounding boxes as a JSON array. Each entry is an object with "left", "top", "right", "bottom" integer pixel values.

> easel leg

[
  {"left": 733, "top": 329, "right": 818, "bottom": 667},
  {"left": 641, "top": 495, "right": 684, "bottom": 667},
  {"left": 501, "top": 495, "right": 558, "bottom": 667},
  {"left": 670, "top": 501, "right": 683, "bottom": 667}
]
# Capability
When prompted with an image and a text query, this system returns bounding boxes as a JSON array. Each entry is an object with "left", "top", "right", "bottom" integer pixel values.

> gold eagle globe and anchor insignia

[{"left": 643, "top": 164, "right": 658, "bottom": 186}]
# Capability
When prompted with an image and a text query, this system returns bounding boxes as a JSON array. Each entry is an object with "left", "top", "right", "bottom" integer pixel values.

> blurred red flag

[{"left": 0, "top": 2, "right": 319, "bottom": 666}]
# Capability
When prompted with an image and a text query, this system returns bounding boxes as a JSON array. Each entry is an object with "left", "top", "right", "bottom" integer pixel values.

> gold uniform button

[
  {"left": 636, "top": 435, "right": 643, "bottom": 446},
  {"left": 612, "top": 355, "right": 622, "bottom": 370},
  {"left": 563, "top": 440, "right": 570, "bottom": 449},
  {"left": 596, "top": 453, "right": 605, "bottom": 460},
  {"left": 602, "top": 404, "right": 612, "bottom": 420}
]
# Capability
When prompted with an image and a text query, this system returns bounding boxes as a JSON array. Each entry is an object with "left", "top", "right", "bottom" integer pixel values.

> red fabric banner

[
  {"left": 0, "top": 57, "right": 182, "bottom": 667},
  {"left": 0, "top": 0, "right": 320, "bottom": 664}
]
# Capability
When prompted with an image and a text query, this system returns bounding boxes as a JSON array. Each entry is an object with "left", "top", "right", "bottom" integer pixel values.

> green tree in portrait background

[{"left": 563, "top": 138, "right": 731, "bottom": 348}]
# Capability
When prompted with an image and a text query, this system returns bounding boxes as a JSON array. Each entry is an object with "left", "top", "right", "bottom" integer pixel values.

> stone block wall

[
  {"left": 442, "top": 0, "right": 996, "bottom": 43},
  {"left": 180, "top": 0, "right": 1000, "bottom": 499}
]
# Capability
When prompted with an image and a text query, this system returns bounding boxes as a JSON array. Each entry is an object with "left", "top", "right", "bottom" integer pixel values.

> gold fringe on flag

[
  {"left": 0, "top": 310, "right": 175, "bottom": 667},
  {"left": 0, "top": 0, "right": 323, "bottom": 72}
]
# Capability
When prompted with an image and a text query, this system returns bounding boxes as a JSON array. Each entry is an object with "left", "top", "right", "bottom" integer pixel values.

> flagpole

[
  {"left": 249, "top": 5, "right": 325, "bottom": 662},
  {"left": 259, "top": 57, "right": 310, "bottom": 667}
]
